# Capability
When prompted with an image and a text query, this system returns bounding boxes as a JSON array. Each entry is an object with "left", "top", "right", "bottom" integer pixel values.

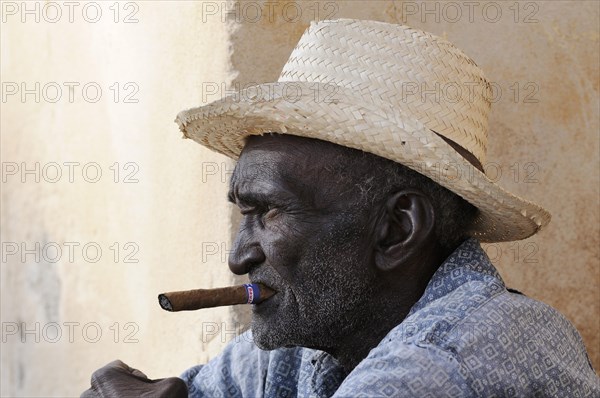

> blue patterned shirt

[{"left": 181, "top": 238, "right": 600, "bottom": 397}]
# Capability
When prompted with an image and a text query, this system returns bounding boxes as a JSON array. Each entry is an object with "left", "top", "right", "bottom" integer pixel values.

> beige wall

[
  {"left": 1, "top": 2, "right": 238, "bottom": 396},
  {"left": 1, "top": 1, "right": 598, "bottom": 396}
]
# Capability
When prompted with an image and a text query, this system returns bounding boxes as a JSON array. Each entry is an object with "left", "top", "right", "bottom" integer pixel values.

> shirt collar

[{"left": 407, "top": 238, "right": 505, "bottom": 316}]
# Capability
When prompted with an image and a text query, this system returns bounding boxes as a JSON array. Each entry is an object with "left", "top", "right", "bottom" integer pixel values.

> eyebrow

[
  {"left": 227, "top": 190, "right": 273, "bottom": 207},
  {"left": 227, "top": 191, "right": 235, "bottom": 203}
]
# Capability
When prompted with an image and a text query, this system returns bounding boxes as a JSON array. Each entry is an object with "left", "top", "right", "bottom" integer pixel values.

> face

[{"left": 228, "top": 134, "right": 380, "bottom": 353}]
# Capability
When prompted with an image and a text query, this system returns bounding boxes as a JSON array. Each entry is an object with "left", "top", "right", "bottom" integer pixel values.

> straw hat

[{"left": 176, "top": 19, "right": 550, "bottom": 242}]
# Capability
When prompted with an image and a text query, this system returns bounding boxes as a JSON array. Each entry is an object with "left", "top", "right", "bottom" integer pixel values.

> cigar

[{"left": 158, "top": 283, "right": 275, "bottom": 312}]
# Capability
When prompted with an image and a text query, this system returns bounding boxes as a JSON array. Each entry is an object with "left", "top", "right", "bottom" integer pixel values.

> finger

[
  {"left": 130, "top": 368, "right": 148, "bottom": 379},
  {"left": 105, "top": 359, "right": 129, "bottom": 371},
  {"left": 106, "top": 359, "right": 148, "bottom": 379},
  {"left": 80, "top": 388, "right": 100, "bottom": 398},
  {"left": 139, "top": 377, "right": 188, "bottom": 398}
]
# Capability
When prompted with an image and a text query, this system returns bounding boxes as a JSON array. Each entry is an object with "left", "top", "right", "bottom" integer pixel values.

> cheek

[
  {"left": 260, "top": 216, "right": 320, "bottom": 276},
  {"left": 261, "top": 222, "right": 297, "bottom": 262}
]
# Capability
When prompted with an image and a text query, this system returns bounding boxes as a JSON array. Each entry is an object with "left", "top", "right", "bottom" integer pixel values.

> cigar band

[{"left": 244, "top": 283, "right": 260, "bottom": 304}]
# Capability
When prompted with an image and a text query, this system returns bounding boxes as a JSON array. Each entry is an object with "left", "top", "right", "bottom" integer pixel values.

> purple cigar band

[{"left": 244, "top": 283, "right": 261, "bottom": 304}]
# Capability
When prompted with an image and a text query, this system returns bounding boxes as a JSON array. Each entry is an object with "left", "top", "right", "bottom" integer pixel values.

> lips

[
  {"left": 249, "top": 281, "right": 280, "bottom": 313},
  {"left": 252, "top": 281, "right": 278, "bottom": 301},
  {"left": 249, "top": 268, "right": 284, "bottom": 307},
  {"left": 249, "top": 271, "right": 281, "bottom": 294}
]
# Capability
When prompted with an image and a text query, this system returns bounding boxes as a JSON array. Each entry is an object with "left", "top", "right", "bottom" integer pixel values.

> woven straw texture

[{"left": 176, "top": 19, "right": 551, "bottom": 243}]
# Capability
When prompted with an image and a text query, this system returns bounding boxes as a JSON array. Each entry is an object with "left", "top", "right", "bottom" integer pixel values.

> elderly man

[{"left": 82, "top": 19, "right": 599, "bottom": 397}]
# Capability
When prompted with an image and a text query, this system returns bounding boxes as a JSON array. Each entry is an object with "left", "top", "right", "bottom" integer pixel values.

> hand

[{"left": 81, "top": 359, "right": 187, "bottom": 398}]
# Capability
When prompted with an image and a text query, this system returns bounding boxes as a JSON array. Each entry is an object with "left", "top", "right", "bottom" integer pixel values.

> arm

[
  {"left": 180, "top": 330, "right": 271, "bottom": 397},
  {"left": 81, "top": 330, "right": 303, "bottom": 398},
  {"left": 80, "top": 331, "right": 267, "bottom": 398},
  {"left": 80, "top": 360, "right": 188, "bottom": 398}
]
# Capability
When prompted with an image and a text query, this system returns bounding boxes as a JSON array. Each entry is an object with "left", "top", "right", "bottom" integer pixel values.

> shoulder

[
  {"left": 337, "top": 286, "right": 600, "bottom": 397},
  {"left": 441, "top": 290, "right": 599, "bottom": 396},
  {"left": 334, "top": 339, "right": 475, "bottom": 397}
]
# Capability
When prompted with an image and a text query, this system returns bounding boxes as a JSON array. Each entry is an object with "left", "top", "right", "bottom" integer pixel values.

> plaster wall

[{"left": 1, "top": 2, "right": 238, "bottom": 396}]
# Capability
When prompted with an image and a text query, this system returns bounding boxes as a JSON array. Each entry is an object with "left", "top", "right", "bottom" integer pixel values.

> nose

[{"left": 228, "top": 233, "right": 266, "bottom": 275}]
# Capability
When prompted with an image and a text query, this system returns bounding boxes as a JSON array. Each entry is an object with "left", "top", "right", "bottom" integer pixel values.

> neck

[
  {"left": 330, "top": 242, "right": 450, "bottom": 372},
  {"left": 330, "top": 296, "right": 414, "bottom": 371}
]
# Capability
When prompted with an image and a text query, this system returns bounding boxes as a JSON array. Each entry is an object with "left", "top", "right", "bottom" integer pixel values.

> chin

[
  {"left": 250, "top": 312, "right": 309, "bottom": 351},
  {"left": 251, "top": 315, "right": 334, "bottom": 354},
  {"left": 250, "top": 292, "right": 300, "bottom": 350},
  {"left": 250, "top": 318, "right": 284, "bottom": 351}
]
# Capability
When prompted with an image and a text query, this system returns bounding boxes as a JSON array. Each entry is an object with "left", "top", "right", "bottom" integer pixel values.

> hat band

[{"left": 436, "top": 134, "right": 484, "bottom": 173}]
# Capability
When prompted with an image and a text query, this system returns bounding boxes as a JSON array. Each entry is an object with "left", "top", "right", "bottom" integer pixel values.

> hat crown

[
  {"left": 279, "top": 19, "right": 492, "bottom": 166},
  {"left": 176, "top": 18, "right": 551, "bottom": 242}
]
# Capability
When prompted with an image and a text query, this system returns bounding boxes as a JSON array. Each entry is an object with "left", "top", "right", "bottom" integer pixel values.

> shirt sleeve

[
  {"left": 333, "top": 342, "right": 476, "bottom": 398},
  {"left": 179, "top": 330, "right": 271, "bottom": 398}
]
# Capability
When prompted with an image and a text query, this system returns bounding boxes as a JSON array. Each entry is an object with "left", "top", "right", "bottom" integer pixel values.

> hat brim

[{"left": 176, "top": 82, "right": 550, "bottom": 242}]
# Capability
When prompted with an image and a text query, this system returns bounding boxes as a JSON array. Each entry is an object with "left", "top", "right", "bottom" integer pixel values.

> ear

[{"left": 374, "top": 190, "right": 436, "bottom": 271}]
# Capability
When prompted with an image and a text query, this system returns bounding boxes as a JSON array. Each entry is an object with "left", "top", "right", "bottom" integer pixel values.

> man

[{"left": 82, "top": 19, "right": 599, "bottom": 397}]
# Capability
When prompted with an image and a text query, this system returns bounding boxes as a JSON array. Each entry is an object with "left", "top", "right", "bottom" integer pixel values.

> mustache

[{"left": 249, "top": 265, "right": 288, "bottom": 292}]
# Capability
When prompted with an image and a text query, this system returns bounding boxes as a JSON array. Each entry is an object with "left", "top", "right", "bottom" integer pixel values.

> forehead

[{"left": 229, "top": 134, "right": 329, "bottom": 202}]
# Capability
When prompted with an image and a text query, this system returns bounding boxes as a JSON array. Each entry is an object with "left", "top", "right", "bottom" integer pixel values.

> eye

[
  {"left": 239, "top": 205, "right": 276, "bottom": 219},
  {"left": 239, "top": 206, "right": 258, "bottom": 216},
  {"left": 263, "top": 206, "right": 280, "bottom": 220}
]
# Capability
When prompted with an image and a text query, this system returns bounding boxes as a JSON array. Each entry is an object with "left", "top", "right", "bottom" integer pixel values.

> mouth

[
  {"left": 250, "top": 281, "right": 280, "bottom": 309},
  {"left": 256, "top": 282, "right": 278, "bottom": 299}
]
